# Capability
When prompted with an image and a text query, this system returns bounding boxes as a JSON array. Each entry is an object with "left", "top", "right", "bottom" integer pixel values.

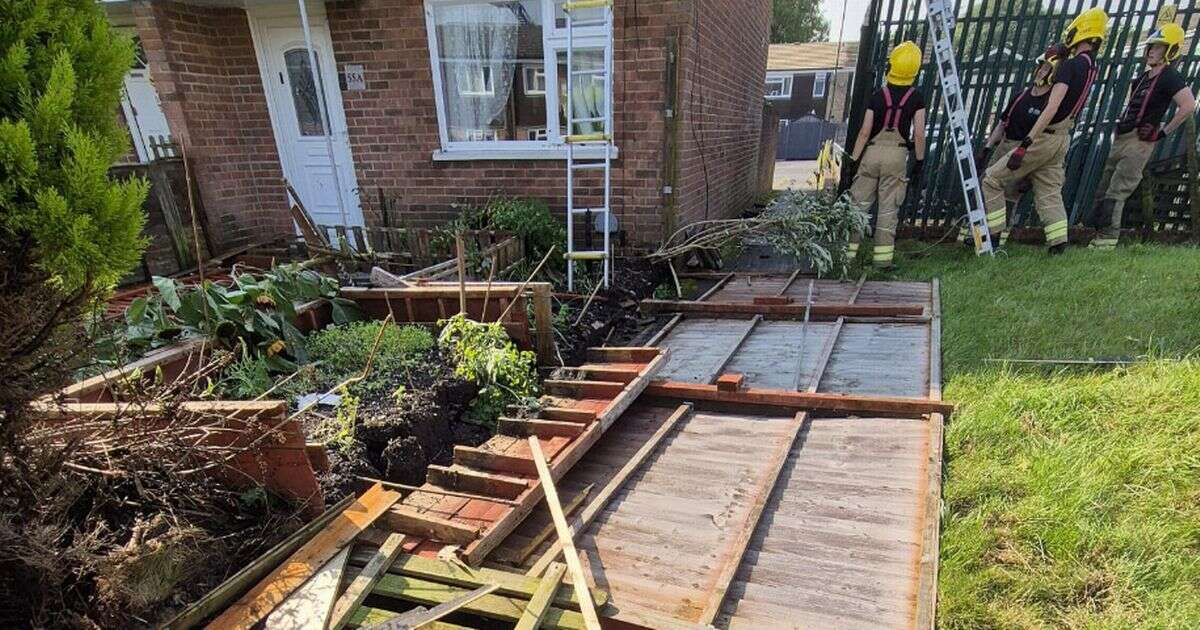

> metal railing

[{"left": 848, "top": 0, "right": 1200, "bottom": 232}]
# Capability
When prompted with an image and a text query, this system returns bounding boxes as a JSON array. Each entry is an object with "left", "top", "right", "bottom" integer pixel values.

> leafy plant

[
  {"left": 305, "top": 321, "right": 434, "bottom": 398},
  {"left": 438, "top": 196, "right": 567, "bottom": 275},
  {"left": 760, "top": 191, "right": 870, "bottom": 278},
  {"left": 215, "top": 349, "right": 273, "bottom": 399},
  {"left": 328, "top": 387, "right": 359, "bottom": 455},
  {"left": 115, "top": 265, "right": 358, "bottom": 370},
  {"left": 438, "top": 314, "right": 538, "bottom": 427}
]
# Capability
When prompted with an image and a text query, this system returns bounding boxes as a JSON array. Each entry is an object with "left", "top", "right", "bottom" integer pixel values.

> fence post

[{"left": 1187, "top": 117, "right": 1199, "bottom": 240}]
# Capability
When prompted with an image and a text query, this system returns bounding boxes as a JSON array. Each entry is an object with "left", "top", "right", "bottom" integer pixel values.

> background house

[
  {"left": 765, "top": 41, "right": 857, "bottom": 123},
  {"left": 102, "top": 0, "right": 773, "bottom": 255}
]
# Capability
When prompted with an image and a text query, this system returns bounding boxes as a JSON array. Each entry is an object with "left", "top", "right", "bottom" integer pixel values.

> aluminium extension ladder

[
  {"left": 563, "top": 0, "right": 615, "bottom": 290},
  {"left": 925, "top": 0, "right": 994, "bottom": 255}
]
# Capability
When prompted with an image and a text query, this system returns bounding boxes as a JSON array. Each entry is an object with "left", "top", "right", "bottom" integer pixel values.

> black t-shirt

[
  {"left": 1118, "top": 66, "right": 1188, "bottom": 132},
  {"left": 1051, "top": 51, "right": 1097, "bottom": 124},
  {"left": 867, "top": 84, "right": 927, "bottom": 142},
  {"left": 1000, "top": 88, "right": 1051, "bottom": 141}
]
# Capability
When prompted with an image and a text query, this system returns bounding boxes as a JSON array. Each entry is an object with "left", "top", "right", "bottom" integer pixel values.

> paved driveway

[{"left": 773, "top": 160, "right": 819, "bottom": 191}]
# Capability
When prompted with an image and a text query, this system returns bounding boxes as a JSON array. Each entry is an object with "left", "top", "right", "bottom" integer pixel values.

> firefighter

[
  {"left": 969, "top": 43, "right": 1068, "bottom": 246},
  {"left": 1087, "top": 23, "right": 1196, "bottom": 249},
  {"left": 843, "top": 41, "right": 927, "bottom": 269},
  {"left": 978, "top": 7, "right": 1107, "bottom": 254}
]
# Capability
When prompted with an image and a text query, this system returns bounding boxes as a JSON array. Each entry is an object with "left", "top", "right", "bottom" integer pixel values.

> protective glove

[
  {"left": 908, "top": 159, "right": 925, "bottom": 187},
  {"left": 1006, "top": 137, "right": 1033, "bottom": 171},
  {"left": 1137, "top": 124, "right": 1165, "bottom": 142},
  {"left": 974, "top": 146, "right": 992, "bottom": 173},
  {"left": 838, "top": 156, "right": 859, "bottom": 196}
]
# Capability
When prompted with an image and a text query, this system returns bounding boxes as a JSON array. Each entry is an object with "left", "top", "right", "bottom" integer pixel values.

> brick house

[
  {"left": 102, "top": 0, "right": 773, "bottom": 253},
  {"left": 765, "top": 41, "right": 857, "bottom": 122}
]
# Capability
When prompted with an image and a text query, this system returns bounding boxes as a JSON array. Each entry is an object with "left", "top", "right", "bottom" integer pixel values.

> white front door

[
  {"left": 250, "top": 8, "right": 363, "bottom": 236},
  {"left": 121, "top": 70, "right": 173, "bottom": 162}
]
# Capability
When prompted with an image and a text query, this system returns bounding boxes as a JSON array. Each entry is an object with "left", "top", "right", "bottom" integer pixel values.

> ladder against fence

[{"left": 847, "top": 0, "right": 1200, "bottom": 234}]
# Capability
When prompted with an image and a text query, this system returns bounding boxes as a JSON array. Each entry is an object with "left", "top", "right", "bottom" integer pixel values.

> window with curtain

[{"left": 426, "top": 0, "right": 611, "bottom": 152}]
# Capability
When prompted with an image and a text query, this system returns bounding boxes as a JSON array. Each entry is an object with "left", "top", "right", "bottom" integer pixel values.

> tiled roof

[{"left": 768, "top": 41, "right": 859, "bottom": 71}]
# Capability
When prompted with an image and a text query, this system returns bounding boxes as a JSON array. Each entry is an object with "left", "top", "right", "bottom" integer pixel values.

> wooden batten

[
  {"left": 640, "top": 298, "right": 926, "bottom": 319},
  {"left": 453, "top": 445, "right": 538, "bottom": 477},
  {"left": 426, "top": 465, "right": 529, "bottom": 501},
  {"left": 585, "top": 346, "right": 662, "bottom": 363},
  {"left": 384, "top": 506, "right": 480, "bottom": 546},
  {"left": 645, "top": 381, "right": 955, "bottom": 417},
  {"left": 570, "top": 364, "right": 640, "bottom": 384},
  {"left": 540, "top": 407, "right": 598, "bottom": 423},
  {"left": 543, "top": 379, "right": 625, "bottom": 399},
  {"left": 498, "top": 418, "right": 587, "bottom": 439}
]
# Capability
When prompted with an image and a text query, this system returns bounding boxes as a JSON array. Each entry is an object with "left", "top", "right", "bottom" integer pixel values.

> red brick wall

[
  {"left": 326, "top": 0, "right": 692, "bottom": 248},
  {"left": 133, "top": 1, "right": 289, "bottom": 250},
  {"left": 674, "top": 0, "right": 772, "bottom": 227}
]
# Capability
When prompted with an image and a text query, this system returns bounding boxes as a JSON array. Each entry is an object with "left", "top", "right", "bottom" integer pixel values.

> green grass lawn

[{"left": 880, "top": 242, "right": 1200, "bottom": 629}]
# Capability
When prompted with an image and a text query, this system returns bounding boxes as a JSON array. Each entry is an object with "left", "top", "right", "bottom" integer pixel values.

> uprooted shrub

[
  {"left": 0, "top": 356, "right": 306, "bottom": 628},
  {"left": 649, "top": 190, "right": 869, "bottom": 278},
  {"left": 0, "top": 0, "right": 149, "bottom": 446},
  {"left": 438, "top": 314, "right": 538, "bottom": 427}
]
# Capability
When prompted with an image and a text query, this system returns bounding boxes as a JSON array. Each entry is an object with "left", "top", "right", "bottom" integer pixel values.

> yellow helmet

[
  {"left": 1062, "top": 8, "right": 1108, "bottom": 49},
  {"left": 886, "top": 41, "right": 921, "bottom": 86},
  {"left": 1141, "top": 23, "right": 1185, "bottom": 63}
]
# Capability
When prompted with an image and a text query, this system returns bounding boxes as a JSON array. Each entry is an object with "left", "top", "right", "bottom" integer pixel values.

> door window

[{"left": 284, "top": 48, "right": 326, "bottom": 136}]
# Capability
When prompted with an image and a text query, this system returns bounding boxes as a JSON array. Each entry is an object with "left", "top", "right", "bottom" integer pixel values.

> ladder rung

[
  {"left": 565, "top": 251, "right": 609, "bottom": 261},
  {"left": 567, "top": 19, "right": 609, "bottom": 28},
  {"left": 564, "top": 0, "right": 611, "bottom": 10},
  {"left": 572, "top": 69, "right": 607, "bottom": 77},
  {"left": 565, "top": 133, "right": 610, "bottom": 144},
  {"left": 570, "top": 162, "right": 606, "bottom": 170},
  {"left": 570, "top": 207, "right": 608, "bottom": 214},
  {"left": 569, "top": 116, "right": 606, "bottom": 124}
]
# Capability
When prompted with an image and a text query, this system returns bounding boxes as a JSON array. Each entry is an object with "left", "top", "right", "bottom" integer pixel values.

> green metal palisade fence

[{"left": 847, "top": 0, "right": 1200, "bottom": 233}]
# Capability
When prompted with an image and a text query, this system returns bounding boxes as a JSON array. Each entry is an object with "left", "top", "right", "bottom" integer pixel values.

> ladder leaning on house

[{"left": 563, "top": 0, "right": 615, "bottom": 291}]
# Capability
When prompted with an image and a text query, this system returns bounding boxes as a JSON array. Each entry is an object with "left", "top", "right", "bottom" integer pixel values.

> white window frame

[
  {"left": 457, "top": 64, "right": 495, "bottom": 96},
  {"left": 424, "top": 0, "right": 615, "bottom": 160},
  {"left": 523, "top": 63, "right": 546, "bottom": 95},
  {"left": 765, "top": 72, "right": 793, "bottom": 99},
  {"left": 813, "top": 72, "right": 827, "bottom": 98}
]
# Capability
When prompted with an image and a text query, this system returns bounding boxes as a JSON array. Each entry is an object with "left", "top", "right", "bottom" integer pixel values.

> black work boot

[{"left": 1048, "top": 242, "right": 1067, "bottom": 256}]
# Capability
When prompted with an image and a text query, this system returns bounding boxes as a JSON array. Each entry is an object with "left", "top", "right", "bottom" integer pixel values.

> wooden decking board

[
  {"left": 817, "top": 323, "right": 930, "bottom": 397},
  {"left": 722, "top": 321, "right": 835, "bottom": 390},
  {"left": 565, "top": 410, "right": 799, "bottom": 624},
  {"left": 655, "top": 319, "right": 753, "bottom": 383},
  {"left": 718, "top": 416, "right": 929, "bottom": 629}
]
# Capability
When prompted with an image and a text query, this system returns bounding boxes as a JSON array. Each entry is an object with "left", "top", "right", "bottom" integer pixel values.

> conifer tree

[{"left": 0, "top": 0, "right": 149, "bottom": 435}]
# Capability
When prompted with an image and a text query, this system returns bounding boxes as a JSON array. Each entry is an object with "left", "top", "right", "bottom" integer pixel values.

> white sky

[{"left": 822, "top": 0, "right": 873, "bottom": 42}]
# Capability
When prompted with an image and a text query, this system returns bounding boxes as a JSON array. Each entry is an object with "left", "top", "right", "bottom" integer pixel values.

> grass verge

[{"left": 882, "top": 242, "right": 1200, "bottom": 628}]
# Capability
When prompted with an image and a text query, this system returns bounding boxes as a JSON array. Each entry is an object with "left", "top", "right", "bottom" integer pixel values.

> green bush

[
  {"left": 438, "top": 314, "right": 537, "bottom": 427},
  {"left": 1, "top": 0, "right": 152, "bottom": 441},
  {"left": 439, "top": 196, "right": 566, "bottom": 272},
  {"left": 305, "top": 321, "right": 434, "bottom": 397},
  {"left": 0, "top": 0, "right": 148, "bottom": 291}
]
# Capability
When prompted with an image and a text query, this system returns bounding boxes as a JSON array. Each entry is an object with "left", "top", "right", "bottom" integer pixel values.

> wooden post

[
  {"left": 456, "top": 233, "right": 467, "bottom": 315},
  {"left": 527, "top": 437, "right": 602, "bottom": 630},
  {"left": 532, "top": 283, "right": 555, "bottom": 365}
]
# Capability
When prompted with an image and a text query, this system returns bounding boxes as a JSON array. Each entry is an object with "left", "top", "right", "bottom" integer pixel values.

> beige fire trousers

[
  {"left": 981, "top": 130, "right": 1070, "bottom": 247},
  {"left": 1091, "top": 132, "right": 1157, "bottom": 249},
  {"left": 848, "top": 129, "right": 909, "bottom": 267}
]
